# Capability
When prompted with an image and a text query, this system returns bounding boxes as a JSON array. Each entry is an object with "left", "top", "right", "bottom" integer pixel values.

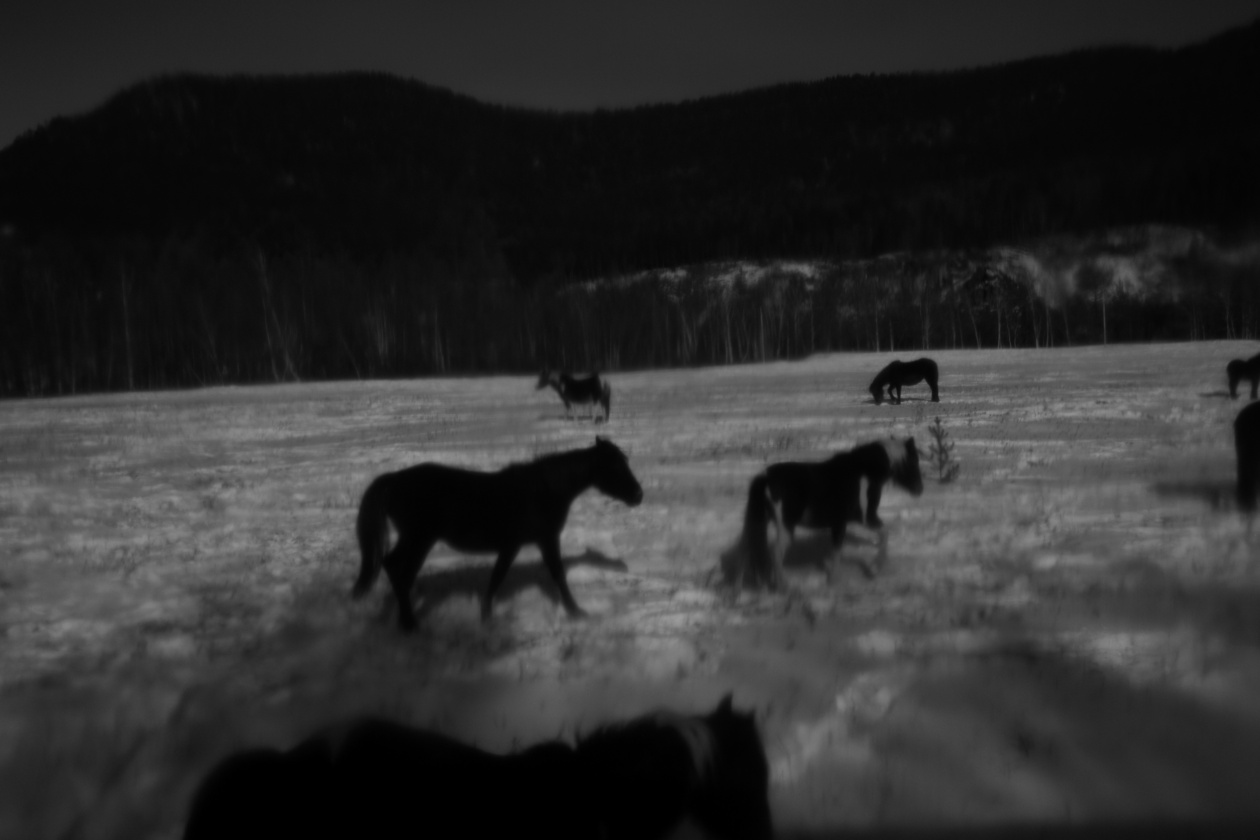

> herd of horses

[{"left": 185, "top": 353, "right": 1260, "bottom": 838}]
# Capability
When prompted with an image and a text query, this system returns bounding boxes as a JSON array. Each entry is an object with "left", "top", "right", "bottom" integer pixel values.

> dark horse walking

[
  {"left": 869, "top": 358, "right": 940, "bottom": 405},
  {"left": 1227, "top": 353, "right": 1260, "bottom": 399},
  {"left": 1237, "top": 401, "right": 1260, "bottom": 512},
  {"left": 733, "top": 438, "right": 923, "bottom": 587},
  {"left": 183, "top": 695, "right": 771, "bottom": 840},
  {"left": 537, "top": 369, "right": 613, "bottom": 421},
  {"left": 352, "top": 437, "right": 643, "bottom": 632}
]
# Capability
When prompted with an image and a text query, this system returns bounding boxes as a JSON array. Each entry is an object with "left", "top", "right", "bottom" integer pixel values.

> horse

[
  {"left": 351, "top": 436, "right": 644, "bottom": 632},
  {"left": 734, "top": 438, "right": 924, "bottom": 587},
  {"left": 537, "top": 369, "right": 613, "bottom": 422},
  {"left": 576, "top": 694, "right": 772, "bottom": 840},
  {"left": 868, "top": 358, "right": 940, "bottom": 405},
  {"left": 1226, "top": 353, "right": 1260, "bottom": 399},
  {"left": 182, "top": 745, "right": 333, "bottom": 840},
  {"left": 183, "top": 719, "right": 591, "bottom": 840},
  {"left": 183, "top": 695, "right": 771, "bottom": 840},
  {"left": 1237, "top": 401, "right": 1260, "bottom": 512}
]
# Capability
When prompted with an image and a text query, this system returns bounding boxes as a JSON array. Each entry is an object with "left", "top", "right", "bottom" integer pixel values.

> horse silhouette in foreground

[
  {"left": 869, "top": 358, "right": 940, "bottom": 405},
  {"left": 1227, "top": 353, "right": 1260, "bottom": 400},
  {"left": 537, "top": 369, "right": 613, "bottom": 421},
  {"left": 352, "top": 436, "right": 643, "bottom": 632},
  {"left": 1237, "top": 401, "right": 1260, "bottom": 512},
  {"left": 724, "top": 438, "right": 924, "bottom": 588},
  {"left": 183, "top": 695, "right": 771, "bottom": 840}
]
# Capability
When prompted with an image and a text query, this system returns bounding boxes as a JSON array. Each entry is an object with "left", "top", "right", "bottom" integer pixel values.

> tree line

[{"left": 2, "top": 226, "right": 1256, "bottom": 397}]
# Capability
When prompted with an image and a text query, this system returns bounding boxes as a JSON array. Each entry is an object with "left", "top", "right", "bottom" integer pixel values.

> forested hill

[
  {"left": 2, "top": 19, "right": 1258, "bottom": 282},
  {"left": 2, "top": 21, "right": 1260, "bottom": 397}
]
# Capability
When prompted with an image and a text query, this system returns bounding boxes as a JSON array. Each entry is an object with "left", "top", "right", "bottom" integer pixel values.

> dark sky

[{"left": 2, "top": 0, "right": 1258, "bottom": 150}]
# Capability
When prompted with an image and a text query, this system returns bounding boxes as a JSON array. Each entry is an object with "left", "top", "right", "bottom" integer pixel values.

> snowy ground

[{"left": 2, "top": 341, "right": 1260, "bottom": 839}]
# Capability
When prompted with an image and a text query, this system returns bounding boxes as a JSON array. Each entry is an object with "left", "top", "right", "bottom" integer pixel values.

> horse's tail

[
  {"left": 600, "top": 381, "right": 612, "bottom": 420},
  {"left": 352, "top": 475, "right": 391, "bottom": 598}
]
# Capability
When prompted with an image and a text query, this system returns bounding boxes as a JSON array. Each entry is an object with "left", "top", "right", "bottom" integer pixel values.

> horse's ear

[
  {"left": 717, "top": 692, "right": 734, "bottom": 715},
  {"left": 595, "top": 435, "right": 607, "bottom": 445}
]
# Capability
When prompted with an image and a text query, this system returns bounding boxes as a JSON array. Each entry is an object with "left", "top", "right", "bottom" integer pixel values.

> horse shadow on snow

[
  {"left": 777, "top": 529, "right": 886, "bottom": 574},
  {"left": 1149, "top": 478, "right": 1240, "bottom": 512},
  {"left": 385, "top": 547, "right": 630, "bottom": 624}
]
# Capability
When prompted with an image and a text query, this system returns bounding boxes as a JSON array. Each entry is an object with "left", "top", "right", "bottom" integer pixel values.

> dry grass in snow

[{"left": 2, "top": 341, "right": 1260, "bottom": 838}]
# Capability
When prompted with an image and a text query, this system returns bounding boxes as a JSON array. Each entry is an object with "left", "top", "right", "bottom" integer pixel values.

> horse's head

[
  {"left": 592, "top": 436, "right": 644, "bottom": 507},
  {"left": 894, "top": 437, "right": 924, "bottom": 496},
  {"left": 576, "top": 696, "right": 770, "bottom": 840},
  {"left": 869, "top": 381, "right": 884, "bottom": 405},
  {"left": 689, "top": 694, "right": 773, "bottom": 840}
]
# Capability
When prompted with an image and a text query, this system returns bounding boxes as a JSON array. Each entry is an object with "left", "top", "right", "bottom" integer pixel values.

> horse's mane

[
  {"left": 878, "top": 438, "right": 909, "bottom": 468},
  {"left": 844, "top": 438, "right": 902, "bottom": 465},
  {"left": 502, "top": 442, "right": 601, "bottom": 472}
]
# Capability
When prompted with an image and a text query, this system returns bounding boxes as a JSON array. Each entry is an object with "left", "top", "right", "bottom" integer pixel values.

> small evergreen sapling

[{"left": 926, "top": 416, "right": 960, "bottom": 483}]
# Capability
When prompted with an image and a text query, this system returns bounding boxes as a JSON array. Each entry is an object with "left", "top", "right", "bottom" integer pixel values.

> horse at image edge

[
  {"left": 352, "top": 436, "right": 643, "bottom": 632},
  {"left": 1226, "top": 353, "right": 1260, "bottom": 400},
  {"left": 1236, "top": 400, "right": 1260, "bottom": 512},
  {"left": 182, "top": 694, "right": 771, "bottom": 840}
]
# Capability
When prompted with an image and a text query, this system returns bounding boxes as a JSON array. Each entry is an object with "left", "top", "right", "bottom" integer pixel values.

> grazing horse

[
  {"left": 351, "top": 436, "right": 643, "bottom": 632},
  {"left": 1227, "top": 353, "right": 1260, "bottom": 399},
  {"left": 735, "top": 439, "right": 924, "bottom": 587},
  {"left": 537, "top": 369, "right": 613, "bottom": 421},
  {"left": 869, "top": 358, "right": 940, "bottom": 405},
  {"left": 183, "top": 695, "right": 771, "bottom": 840},
  {"left": 1237, "top": 401, "right": 1260, "bottom": 512}
]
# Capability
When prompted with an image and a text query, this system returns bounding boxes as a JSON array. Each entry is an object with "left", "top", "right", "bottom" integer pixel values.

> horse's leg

[
  {"left": 481, "top": 546, "right": 521, "bottom": 622},
  {"left": 383, "top": 536, "right": 436, "bottom": 633},
  {"left": 874, "top": 528, "right": 890, "bottom": 573},
  {"left": 930, "top": 375, "right": 940, "bottom": 402},
  {"left": 865, "top": 481, "right": 885, "bottom": 529},
  {"left": 771, "top": 525, "right": 793, "bottom": 590},
  {"left": 767, "top": 499, "right": 792, "bottom": 590},
  {"left": 540, "top": 534, "right": 586, "bottom": 618},
  {"left": 1252, "top": 376, "right": 1258, "bottom": 400},
  {"left": 836, "top": 521, "right": 877, "bottom": 579},
  {"left": 825, "top": 522, "right": 847, "bottom": 581}
]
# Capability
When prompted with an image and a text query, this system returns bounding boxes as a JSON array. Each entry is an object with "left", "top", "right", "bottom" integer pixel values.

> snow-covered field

[{"left": 2, "top": 341, "right": 1259, "bottom": 838}]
